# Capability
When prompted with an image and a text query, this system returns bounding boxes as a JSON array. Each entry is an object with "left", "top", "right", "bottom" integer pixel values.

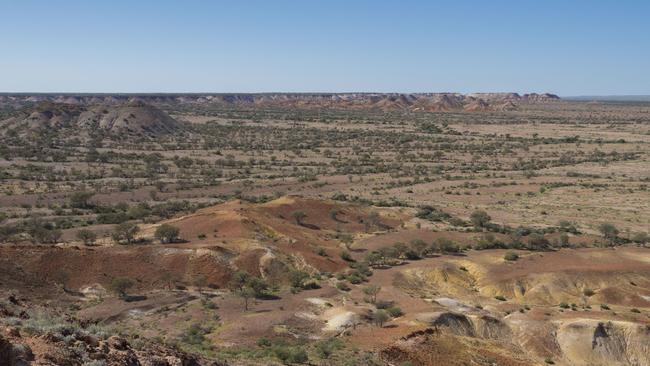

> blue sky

[{"left": 1, "top": 0, "right": 648, "bottom": 95}]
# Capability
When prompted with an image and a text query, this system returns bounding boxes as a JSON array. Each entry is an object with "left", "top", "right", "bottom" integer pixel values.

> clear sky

[{"left": 1, "top": 0, "right": 648, "bottom": 95}]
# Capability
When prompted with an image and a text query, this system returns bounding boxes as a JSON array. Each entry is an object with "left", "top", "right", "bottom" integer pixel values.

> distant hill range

[{"left": 0, "top": 92, "right": 560, "bottom": 112}]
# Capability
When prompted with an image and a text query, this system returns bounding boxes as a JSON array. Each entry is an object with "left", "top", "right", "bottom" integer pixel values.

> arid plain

[{"left": 1, "top": 93, "right": 649, "bottom": 366}]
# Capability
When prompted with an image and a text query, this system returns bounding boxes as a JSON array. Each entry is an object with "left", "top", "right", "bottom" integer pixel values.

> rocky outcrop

[
  {"left": 431, "top": 312, "right": 476, "bottom": 337},
  {"left": 77, "top": 101, "right": 180, "bottom": 135},
  {"left": 0, "top": 331, "right": 221, "bottom": 366}
]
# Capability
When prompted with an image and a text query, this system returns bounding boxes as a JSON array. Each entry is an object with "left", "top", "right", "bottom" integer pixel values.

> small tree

[
  {"left": 292, "top": 211, "right": 306, "bottom": 225},
  {"left": 154, "top": 224, "right": 180, "bottom": 244},
  {"left": 470, "top": 210, "right": 491, "bottom": 229},
  {"left": 373, "top": 309, "right": 390, "bottom": 327},
  {"left": 598, "top": 223, "right": 619, "bottom": 246},
  {"left": 227, "top": 271, "right": 269, "bottom": 309},
  {"left": 362, "top": 285, "right": 381, "bottom": 304},
  {"left": 237, "top": 286, "right": 256, "bottom": 311},
  {"left": 110, "top": 277, "right": 134, "bottom": 299},
  {"left": 193, "top": 275, "right": 208, "bottom": 295},
  {"left": 112, "top": 222, "right": 139, "bottom": 244},
  {"left": 76, "top": 229, "right": 97, "bottom": 246}
]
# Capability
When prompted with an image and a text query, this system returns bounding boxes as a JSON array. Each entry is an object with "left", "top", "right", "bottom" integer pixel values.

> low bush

[{"left": 504, "top": 251, "right": 519, "bottom": 261}]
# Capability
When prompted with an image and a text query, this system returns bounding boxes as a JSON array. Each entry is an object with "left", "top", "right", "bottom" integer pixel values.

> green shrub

[
  {"left": 340, "top": 250, "right": 354, "bottom": 262},
  {"left": 470, "top": 210, "right": 491, "bottom": 228},
  {"left": 336, "top": 281, "right": 351, "bottom": 291},
  {"left": 386, "top": 306, "right": 404, "bottom": 317}
]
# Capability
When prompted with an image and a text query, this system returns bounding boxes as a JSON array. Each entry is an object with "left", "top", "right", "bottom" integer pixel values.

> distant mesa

[{"left": 0, "top": 92, "right": 561, "bottom": 114}]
